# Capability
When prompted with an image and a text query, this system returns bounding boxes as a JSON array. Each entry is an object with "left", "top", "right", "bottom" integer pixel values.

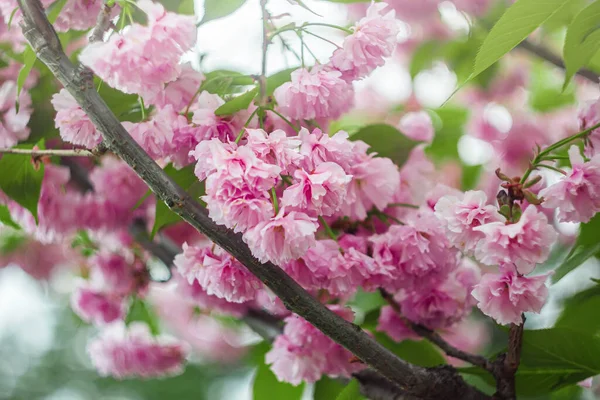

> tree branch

[
  {"left": 16, "top": 2, "right": 489, "bottom": 398},
  {"left": 0, "top": 148, "right": 95, "bottom": 157},
  {"left": 518, "top": 39, "right": 599, "bottom": 84},
  {"left": 89, "top": 1, "right": 114, "bottom": 43},
  {"left": 492, "top": 318, "right": 524, "bottom": 400},
  {"left": 379, "top": 289, "right": 493, "bottom": 372}
]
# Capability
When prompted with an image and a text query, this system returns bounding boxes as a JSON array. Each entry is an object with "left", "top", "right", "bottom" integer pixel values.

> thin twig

[
  {"left": 0, "top": 148, "right": 95, "bottom": 157},
  {"left": 258, "top": 0, "right": 269, "bottom": 110},
  {"left": 379, "top": 289, "right": 493, "bottom": 372},
  {"left": 16, "top": 1, "right": 490, "bottom": 398},
  {"left": 518, "top": 39, "right": 599, "bottom": 84}
]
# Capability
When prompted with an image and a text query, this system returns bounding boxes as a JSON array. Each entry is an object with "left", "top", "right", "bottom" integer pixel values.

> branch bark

[
  {"left": 0, "top": 148, "right": 95, "bottom": 157},
  {"left": 89, "top": 1, "right": 114, "bottom": 43},
  {"left": 16, "top": 2, "right": 489, "bottom": 398}
]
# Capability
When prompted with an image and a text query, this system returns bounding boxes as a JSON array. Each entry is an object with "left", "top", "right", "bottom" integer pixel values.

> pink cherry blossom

[
  {"left": 399, "top": 145, "right": 436, "bottom": 204},
  {"left": 0, "top": 80, "right": 31, "bottom": 148},
  {"left": 370, "top": 210, "right": 458, "bottom": 291},
  {"left": 298, "top": 128, "right": 357, "bottom": 171},
  {"left": 274, "top": 66, "right": 354, "bottom": 121},
  {"left": 71, "top": 284, "right": 126, "bottom": 325},
  {"left": 578, "top": 98, "right": 600, "bottom": 156},
  {"left": 79, "top": 0, "right": 196, "bottom": 98},
  {"left": 122, "top": 106, "right": 177, "bottom": 160},
  {"left": 174, "top": 242, "right": 262, "bottom": 303},
  {"left": 474, "top": 205, "right": 558, "bottom": 275},
  {"left": 245, "top": 128, "right": 303, "bottom": 173},
  {"left": 434, "top": 190, "right": 503, "bottom": 254},
  {"left": 330, "top": 3, "right": 399, "bottom": 81},
  {"left": 243, "top": 209, "right": 318, "bottom": 265},
  {"left": 51, "top": 89, "right": 102, "bottom": 149},
  {"left": 89, "top": 252, "right": 146, "bottom": 296},
  {"left": 398, "top": 111, "right": 435, "bottom": 143},
  {"left": 87, "top": 322, "right": 188, "bottom": 379},
  {"left": 539, "top": 146, "right": 600, "bottom": 223},
  {"left": 191, "top": 92, "right": 250, "bottom": 142},
  {"left": 266, "top": 306, "right": 361, "bottom": 385},
  {"left": 282, "top": 162, "right": 352, "bottom": 216},
  {"left": 54, "top": 0, "right": 119, "bottom": 32},
  {"left": 0, "top": 0, "right": 53, "bottom": 24},
  {"left": 471, "top": 267, "right": 549, "bottom": 325},
  {"left": 144, "top": 63, "right": 205, "bottom": 112}
]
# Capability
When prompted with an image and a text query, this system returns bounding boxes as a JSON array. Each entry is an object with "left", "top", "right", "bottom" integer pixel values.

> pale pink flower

[
  {"left": 399, "top": 145, "right": 436, "bottom": 204},
  {"left": 122, "top": 106, "right": 177, "bottom": 160},
  {"left": 369, "top": 210, "right": 458, "bottom": 291},
  {"left": 539, "top": 146, "right": 600, "bottom": 223},
  {"left": 298, "top": 128, "right": 358, "bottom": 171},
  {"left": 434, "top": 190, "right": 502, "bottom": 254},
  {"left": 471, "top": 267, "right": 549, "bottom": 325},
  {"left": 87, "top": 322, "right": 188, "bottom": 379},
  {"left": 54, "top": 0, "right": 119, "bottom": 32},
  {"left": 89, "top": 252, "right": 146, "bottom": 297},
  {"left": 89, "top": 157, "right": 148, "bottom": 213},
  {"left": 0, "top": 0, "right": 53, "bottom": 24},
  {"left": 474, "top": 206, "right": 558, "bottom": 275},
  {"left": 452, "top": 0, "right": 493, "bottom": 15},
  {"left": 282, "top": 239, "right": 339, "bottom": 290},
  {"left": 266, "top": 306, "right": 361, "bottom": 385},
  {"left": 191, "top": 92, "right": 249, "bottom": 142},
  {"left": 424, "top": 183, "right": 463, "bottom": 210},
  {"left": 338, "top": 156, "right": 401, "bottom": 220},
  {"left": 71, "top": 284, "right": 126, "bottom": 325},
  {"left": 51, "top": 89, "right": 102, "bottom": 149},
  {"left": 0, "top": 81, "right": 31, "bottom": 148},
  {"left": 330, "top": 3, "right": 399, "bottom": 81},
  {"left": 282, "top": 162, "right": 351, "bottom": 217},
  {"left": 377, "top": 305, "right": 418, "bottom": 342},
  {"left": 398, "top": 111, "right": 434, "bottom": 143},
  {"left": 245, "top": 128, "right": 303, "bottom": 173},
  {"left": 190, "top": 138, "right": 237, "bottom": 181},
  {"left": 578, "top": 98, "right": 600, "bottom": 156},
  {"left": 173, "top": 242, "right": 262, "bottom": 303},
  {"left": 79, "top": 0, "right": 196, "bottom": 98},
  {"left": 145, "top": 63, "right": 204, "bottom": 112},
  {"left": 274, "top": 66, "right": 354, "bottom": 121},
  {"left": 441, "top": 318, "right": 489, "bottom": 366},
  {"left": 0, "top": 237, "right": 77, "bottom": 280},
  {"left": 243, "top": 209, "right": 318, "bottom": 265}
]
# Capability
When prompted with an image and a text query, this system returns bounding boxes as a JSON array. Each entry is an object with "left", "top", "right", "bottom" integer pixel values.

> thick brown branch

[
  {"left": 17, "top": 2, "right": 489, "bottom": 398},
  {"left": 493, "top": 318, "right": 524, "bottom": 400}
]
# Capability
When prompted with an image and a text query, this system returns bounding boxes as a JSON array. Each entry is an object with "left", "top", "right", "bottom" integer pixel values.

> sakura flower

[
  {"left": 298, "top": 128, "right": 358, "bottom": 171},
  {"left": 191, "top": 92, "right": 249, "bottom": 142},
  {"left": 274, "top": 66, "right": 354, "bottom": 121},
  {"left": 578, "top": 98, "right": 600, "bottom": 156},
  {"left": 377, "top": 305, "right": 419, "bottom": 342},
  {"left": 330, "top": 3, "right": 400, "bottom": 81},
  {"left": 282, "top": 162, "right": 352, "bottom": 216},
  {"left": 266, "top": 306, "right": 361, "bottom": 385},
  {"left": 245, "top": 128, "right": 303, "bottom": 173},
  {"left": 539, "top": 146, "right": 600, "bottom": 223},
  {"left": 398, "top": 111, "right": 435, "bottom": 143},
  {"left": 0, "top": 80, "right": 31, "bottom": 148},
  {"left": 243, "top": 209, "right": 318, "bottom": 265},
  {"left": 173, "top": 242, "right": 262, "bottom": 303},
  {"left": 87, "top": 322, "right": 188, "bottom": 379},
  {"left": 51, "top": 89, "right": 102, "bottom": 149},
  {"left": 54, "top": 0, "right": 119, "bottom": 32},
  {"left": 471, "top": 267, "right": 549, "bottom": 325},
  {"left": 122, "top": 106, "right": 176, "bottom": 160},
  {"left": 89, "top": 252, "right": 147, "bottom": 297},
  {"left": 145, "top": 63, "right": 205, "bottom": 112},
  {"left": 71, "top": 284, "right": 126, "bottom": 325},
  {"left": 89, "top": 157, "right": 148, "bottom": 213},
  {"left": 0, "top": 0, "right": 53, "bottom": 24},
  {"left": 474, "top": 205, "right": 558, "bottom": 275},
  {"left": 79, "top": 0, "right": 196, "bottom": 98},
  {"left": 434, "top": 190, "right": 502, "bottom": 254}
]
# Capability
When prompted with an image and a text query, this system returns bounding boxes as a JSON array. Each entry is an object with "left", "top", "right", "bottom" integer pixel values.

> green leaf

[
  {"left": 462, "top": 164, "right": 483, "bottom": 191},
  {"left": 17, "top": 46, "right": 36, "bottom": 99},
  {"left": 215, "top": 88, "right": 257, "bottom": 116},
  {"left": 178, "top": 0, "right": 195, "bottom": 14},
  {"left": 472, "top": 0, "right": 573, "bottom": 81},
  {"left": 409, "top": 41, "right": 440, "bottom": 78},
  {"left": 348, "top": 289, "right": 386, "bottom": 315},
  {"left": 351, "top": 124, "right": 420, "bottom": 166},
  {"left": 463, "top": 327, "right": 600, "bottom": 395},
  {"left": 199, "top": 0, "right": 248, "bottom": 25},
  {"left": 0, "top": 152, "right": 44, "bottom": 223},
  {"left": 555, "top": 283, "right": 600, "bottom": 334},
  {"left": 0, "top": 204, "right": 20, "bottom": 230},
  {"left": 335, "top": 379, "right": 364, "bottom": 400},
  {"left": 0, "top": 229, "right": 26, "bottom": 255},
  {"left": 317, "top": 0, "right": 370, "bottom": 3},
  {"left": 375, "top": 333, "right": 445, "bottom": 367},
  {"left": 552, "top": 213, "right": 600, "bottom": 283},
  {"left": 314, "top": 376, "right": 345, "bottom": 400},
  {"left": 563, "top": 0, "right": 600, "bottom": 88},
  {"left": 426, "top": 106, "right": 469, "bottom": 163},
  {"left": 47, "top": 0, "right": 68, "bottom": 23},
  {"left": 126, "top": 298, "right": 161, "bottom": 336},
  {"left": 529, "top": 62, "right": 575, "bottom": 112},
  {"left": 200, "top": 70, "right": 254, "bottom": 96},
  {"left": 151, "top": 165, "right": 202, "bottom": 238},
  {"left": 266, "top": 68, "right": 297, "bottom": 96}
]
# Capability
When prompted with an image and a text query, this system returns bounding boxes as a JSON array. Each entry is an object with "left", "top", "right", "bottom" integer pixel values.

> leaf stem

[
  {"left": 319, "top": 215, "right": 337, "bottom": 240},
  {"left": 271, "top": 187, "right": 279, "bottom": 215},
  {"left": 234, "top": 107, "right": 259, "bottom": 144}
]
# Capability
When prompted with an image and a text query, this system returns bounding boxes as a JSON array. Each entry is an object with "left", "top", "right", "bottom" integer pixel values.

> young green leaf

[
  {"left": 200, "top": 70, "right": 254, "bottom": 96},
  {"left": 214, "top": 88, "right": 257, "bottom": 116},
  {"left": 0, "top": 152, "right": 44, "bottom": 223},
  {"left": 266, "top": 67, "right": 297, "bottom": 96},
  {"left": 16, "top": 46, "right": 36, "bottom": 99},
  {"left": 552, "top": 213, "right": 600, "bottom": 282},
  {"left": 472, "top": 0, "right": 573, "bottom": 81},
  {"left": 563, "top": 0, "right": 600, "bottom": 89},
  {"left": 0, "top": 204, "right": 20, "bottom": 230},
  {"left": 252, "top": 359, "right": 305, "bottom": 400},
  {"left": 199, "top": 0, "right": 248, "bottom": 25},
  {"left": 126, "top": 297, "right": 161, "bottom": 336},
  {"left": 555, "top": 283, "right": 600, "bottom": 334},
  {"left": 375, "top": 333, "right": 446, "bottom": 367},
  {"left": 314, "top": 376, "right": 345, "bottom": 400},
  {"left": 350, "top": 124, "right": 421, "bottom": 167}
]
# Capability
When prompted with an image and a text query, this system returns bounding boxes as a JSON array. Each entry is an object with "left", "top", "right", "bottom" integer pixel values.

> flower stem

[
  {"left": 319, "top": 215, "right": 337, "bottom": 240},
  {"left": 271, "top": 187, "right": 279, "bottom": 215},
  {"left": 234, "top": 107, "right": 259, "bottom": 144}
]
